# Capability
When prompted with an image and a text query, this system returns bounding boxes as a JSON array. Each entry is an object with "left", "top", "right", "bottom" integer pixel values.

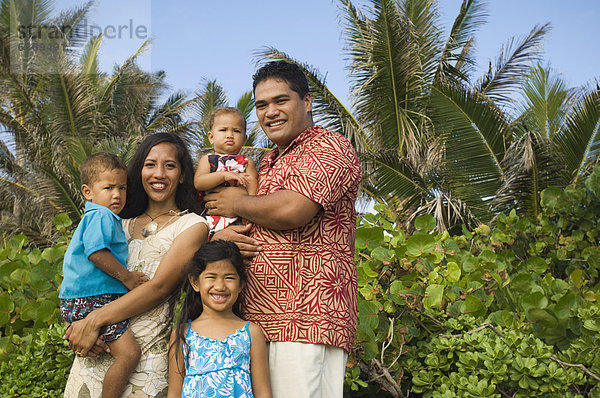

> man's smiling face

[{"left": 254, "top": 78, "right": 313, "bottom": 152}]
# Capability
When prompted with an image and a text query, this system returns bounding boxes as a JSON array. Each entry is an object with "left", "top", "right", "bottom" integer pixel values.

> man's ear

[
  {"left": 81, "top": 184, "right": 92, "bottom": 201},
  {"left": 303, "top": 92, "right": 313, "bottom": 113}
]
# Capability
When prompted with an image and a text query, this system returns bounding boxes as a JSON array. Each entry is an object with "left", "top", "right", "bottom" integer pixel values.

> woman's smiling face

[{"left": 141, "top": 142, "right": 182, "bottom": 206}]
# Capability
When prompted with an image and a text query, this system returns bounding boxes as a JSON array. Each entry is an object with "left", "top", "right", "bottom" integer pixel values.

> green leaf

[
  {"left": 406, "top": 234, "right": 436, "bottom": 257},
  {"left": 390, "top": 280, "right": 403, "bottom": 295},
  {"left": 0, "top": 292, "right": 14, "bottom": 325},
  {"left": 52, "top": 213, "right": 73, "bottom": 231},
  {"left": 414, "top": 215, "right": 436, "bottom": 232},
  {"left": 583, "top": 319, "right": 600, "bottom": 332},
  {"left": 371, "top": 247, "right": 395, "bottom": 261},
  {"left": 570, "top": 269, "right": 583, "bottom": 288},
  {"left": 526, "top": 256, "right": 548, "bottom": 274},
  {"left": 7, "top": 234, "right": 27, "bottom": 249},
  {"left": 358, "top": 300, "right": 380, "bottom": 331},
  {"left": 356, "top": 227, "right": 384, "bottom": 250},
  {"left": 554, "top": 293, "right": 576, "bottom": 320},
  {"left": 445, "top": 262, "right": 461, "bottom": 283},
  {"left": 30, "top": 266, "right": 54, "bottom": 292},
  {"left": 35, "top": 299, "right": 57, "bottom": 324},
  {"left": 540, "top": 186, "right": 563, "bottom": 211},
  {"left": 463, "top": 295, "right": 486, "bottom": 317},
  {"left": 462, "top": 256, "right": 478, "bottom": 273},
  {"left": 423, "top": 284, "right": 444, "bottom": 309},
  {"left": 527, "top": 308, "right": 558, "bottom": 328},
  {"left": 520, "top": 292, "right": 548, "bottom": 312},
  {"left": 511, "top": 273, "right": 533, "bottom": 291},
  {"left": 20, "top": 301, "right": 38, "bottom": 321},
  {"left": 41, "top": 247, "right": 65, "bottom": 265}
]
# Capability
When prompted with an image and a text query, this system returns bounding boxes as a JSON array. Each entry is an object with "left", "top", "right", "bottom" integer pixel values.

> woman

[{"left": 64, "top": 133, "right": 209, "bottom": 397}]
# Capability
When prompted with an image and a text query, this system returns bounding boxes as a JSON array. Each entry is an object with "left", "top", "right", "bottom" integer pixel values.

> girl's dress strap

[
  {"left": 245, "top": 321, "right": 251, "bottom": 344},
  {"left": 187, "top": 319, "right": 192, "bottom": 334}
]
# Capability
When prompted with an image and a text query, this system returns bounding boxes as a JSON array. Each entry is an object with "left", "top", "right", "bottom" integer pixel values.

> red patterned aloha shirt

[{"left": 243, "top": 125, "right": 361, "bottom": 352}]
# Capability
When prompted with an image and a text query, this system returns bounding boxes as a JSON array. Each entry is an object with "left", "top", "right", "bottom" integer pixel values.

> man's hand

[
  {"left": 212, "top": 224, "right": 262, "bottom": 259},
  {"left": 204, "top": 186, "right": 247, "bottom": 218},
  {"left": 123, "top": 271, "right": 149, "bottom": 290}
]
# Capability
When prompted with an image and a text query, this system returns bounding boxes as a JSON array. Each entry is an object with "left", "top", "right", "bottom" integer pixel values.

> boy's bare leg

[{"left": 102, "top": 328, "right": 142, "bottom": 398}]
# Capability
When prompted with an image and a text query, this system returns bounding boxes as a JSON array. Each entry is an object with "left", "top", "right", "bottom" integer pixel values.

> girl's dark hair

[
  {"left": 171, "top": 240, "right": 247, "bottom": 370},
  {"left": 120, "top": 133, "right": 199, "bottom": 218}
]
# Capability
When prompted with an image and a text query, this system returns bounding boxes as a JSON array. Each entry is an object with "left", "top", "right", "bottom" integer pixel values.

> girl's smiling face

[
  {"left": 189, "top": 259, "right": 243, "bottom": 315},
  {"left": 141, "top": 143, "right": 182, "bottom": 206}
]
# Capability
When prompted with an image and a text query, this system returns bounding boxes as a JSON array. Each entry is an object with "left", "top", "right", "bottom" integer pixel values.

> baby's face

[
  {"left": 81, "top": 168, "right": 127, "bottom": 214},
  {"left": 208, "top": 113, "right": 247, "bottom": 155}
]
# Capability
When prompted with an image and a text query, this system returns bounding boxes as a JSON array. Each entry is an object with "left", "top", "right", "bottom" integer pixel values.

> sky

[{"left": 55, "top": 0, "right": 599, "bottom": 113}]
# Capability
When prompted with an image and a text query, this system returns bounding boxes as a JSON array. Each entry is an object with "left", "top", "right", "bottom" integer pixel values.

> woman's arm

[
  {"left": 64, "top": 222, "right": 208, "bottom": 355},
  {"left": 167, "top": 330, "right": 185, "bottom": 398},
  {"left": 249, "top": 322, "right": 272, "bottom": 398}
]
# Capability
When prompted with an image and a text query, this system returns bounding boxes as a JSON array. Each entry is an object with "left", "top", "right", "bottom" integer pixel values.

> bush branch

[
  {"left": 439, "top": 322, "right": 505, "bottom": 338},
  {"left": 550, "top": 356, "right": 600, "bottom": 382},
  {"left": 359, "top": 359, "right": 406, "bottom": 398}
]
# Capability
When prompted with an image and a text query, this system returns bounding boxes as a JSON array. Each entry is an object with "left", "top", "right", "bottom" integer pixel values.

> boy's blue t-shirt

[{"left": 59, "top": 201, "right": 129, "bottom": 299}]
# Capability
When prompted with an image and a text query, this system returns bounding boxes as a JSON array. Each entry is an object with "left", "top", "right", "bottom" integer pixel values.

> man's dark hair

[{"left": 252, "top": 60, "right": 310, "bottom": 99}]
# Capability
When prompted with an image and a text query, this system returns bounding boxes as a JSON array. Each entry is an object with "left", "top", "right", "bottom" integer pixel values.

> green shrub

[
  {"left": 0, "top": 214, "right": 70, "bottom": 353},
  {"left": 346, "top": 166, "right": 600, "bottom": 396},
  {"left": 0, "top": 323, "right": 73, "bottom": 397},
  {"left": 0, "top": 215, "right": 72, "bottom": 397}
]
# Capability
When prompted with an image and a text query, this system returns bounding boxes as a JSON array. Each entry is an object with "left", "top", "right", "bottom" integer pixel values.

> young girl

[
  {"left": 167, "top": 240, "right": 271, "bottom": 398},
  {"left": 194, "top": 107, "right": 258, "bottom": 234}
]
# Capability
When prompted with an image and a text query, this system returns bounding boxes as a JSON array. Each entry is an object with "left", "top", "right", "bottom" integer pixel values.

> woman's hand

[{"left": 63, "top": 316, "right": 109, "bottom": 357}]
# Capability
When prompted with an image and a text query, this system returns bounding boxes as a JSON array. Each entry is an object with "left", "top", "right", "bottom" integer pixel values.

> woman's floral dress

[{"left": 63, "top": 213, "right": 207, "bottom": 398}]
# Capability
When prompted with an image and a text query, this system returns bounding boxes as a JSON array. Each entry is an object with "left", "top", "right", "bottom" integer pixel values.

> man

[{"left": 205, "top": 60, "right": 361, "bottom": 398}]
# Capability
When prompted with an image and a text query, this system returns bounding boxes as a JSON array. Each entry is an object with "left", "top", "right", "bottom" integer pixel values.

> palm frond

[
  {"left": 80, "top": 34, "right": 103, "bottom": 76},
  {"left": 476, "top": 23, "right": 550, "bottom": 105},
  {"left": 435, "top": 0, "right": 486, "bottom": 84},
  {"left": 342, "top": 0, "right": 429, "bottom": 153},
  {"left": 516, "top": 64, "right": 573, "bottom": 139},
  {"left": 429, "top": 84, "right": 508, "bottom": 219},
  {"left": 556, "top": 84, "right": 600, "bottom": 184},
  {"left": 492, "top": 131, "right": 567, "bottom": 217}
]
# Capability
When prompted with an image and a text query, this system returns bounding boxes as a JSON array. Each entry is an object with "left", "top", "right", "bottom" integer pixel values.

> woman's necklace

[{"left": 141, "top": 210, "right": 178, "bottom": 237}]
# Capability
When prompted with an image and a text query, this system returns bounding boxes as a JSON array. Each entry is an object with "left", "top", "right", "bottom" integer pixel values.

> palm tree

[
  {"left": 254, "top": 0, "right": 600, "bottom": 233},
  {"left": 0, "top": 1, "right": 196, "bottom": 244},
  {"left": 492, "top": 65, "right": 600, "bottom": 217}
]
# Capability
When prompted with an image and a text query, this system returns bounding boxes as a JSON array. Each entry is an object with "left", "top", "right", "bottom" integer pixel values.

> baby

[{"left": 194, "top": 107, "right": 258, "bottom": 234}]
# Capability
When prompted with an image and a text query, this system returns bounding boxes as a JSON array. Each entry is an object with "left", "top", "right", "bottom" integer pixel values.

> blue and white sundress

[{"left": 182, "top": 321, "right": 254, "bottom": 398}]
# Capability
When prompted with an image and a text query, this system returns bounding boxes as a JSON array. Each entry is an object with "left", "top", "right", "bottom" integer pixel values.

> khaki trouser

[{"left": 267, "top": 341, "right": 348, "bottom": 398}]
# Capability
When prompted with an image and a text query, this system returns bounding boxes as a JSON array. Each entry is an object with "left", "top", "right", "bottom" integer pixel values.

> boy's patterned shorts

[{"left": 60, "top": 293, "right": 129, "bottom": 342}]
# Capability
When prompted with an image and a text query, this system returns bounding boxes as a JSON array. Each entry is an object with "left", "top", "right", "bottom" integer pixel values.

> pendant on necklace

[{"left": 141, "top": 220, "right": 158, "bottom": 237}]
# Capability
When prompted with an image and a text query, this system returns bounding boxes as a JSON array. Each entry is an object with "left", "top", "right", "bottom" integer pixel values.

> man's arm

[{"left": 204, "top": 187, "right": 321, "bottom": 230}]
